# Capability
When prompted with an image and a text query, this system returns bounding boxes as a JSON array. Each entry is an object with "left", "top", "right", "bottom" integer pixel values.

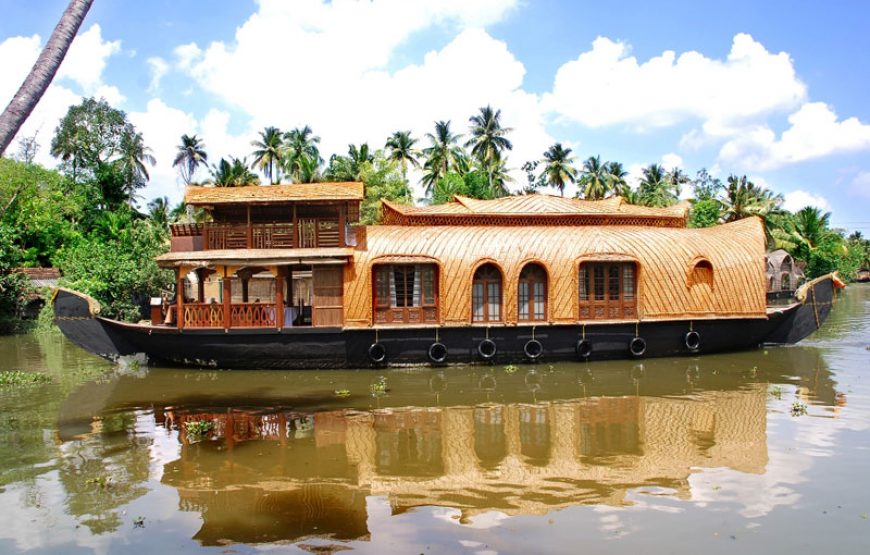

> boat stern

[{"left": 52, "top": 288, "right": 137, "bottom": 361}]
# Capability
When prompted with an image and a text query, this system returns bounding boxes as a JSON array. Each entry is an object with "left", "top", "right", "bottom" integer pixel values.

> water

[{"left": 0, "top": 285, "right": 868, "bottom": 554}]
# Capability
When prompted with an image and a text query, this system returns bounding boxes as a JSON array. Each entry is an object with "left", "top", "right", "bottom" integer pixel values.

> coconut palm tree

[
  {"left": 172, "top": 134, "right": 208, "bottom": 185},
  {"left": 210, "top": 157, "right": 259, "bottom": 187},
  {"left": 665, "top": 167, "right": 690, "bottom": 198},
  {"left": 0, "top": 0, "right": 94, "bottom": 155},
  {"left": 283, "top": 125, "right": 321, "bottom": 183},
  {"left": 466, "top": 105, "right": 513, "bottom": 191},
  {"left": 605, "top": 161, "right": 629, "bottom": 197},
  {"left": 637, "top": 164, "right": 678, "bottom": 207},
  {"left": 487, "top": 158, "right": 513, "bottom": 197},
  {"left": 324, "top": 143, "right": 373, "bottom": 182},
  {"left": 721, "top": 175, "right": 783, "bottom": 222},
  {"left": 250, "top": 126, "right": 283, "bottom": 184},
  {"left": 385, "top": 130, "right": 421, "bottom": 183},
  {"left": 116, "top": 130, "right": 155, "bottom": 202},
  {"left": 421, "top": 120, "right": 464, "bottom": 194},
  {"left": 577, "top": 155, "right": 608, "bottom": 200},
  {"left": 538, "top": 143, "right": 577, "bottom": 197},
  {"left": 147, "top": 196, "right": 170, "bottom": 228}
]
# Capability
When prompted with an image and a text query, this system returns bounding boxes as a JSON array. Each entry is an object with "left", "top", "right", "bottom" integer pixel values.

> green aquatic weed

[
  {"left": 0, "top": 371, "right": 51, "bottom": 387},
  {"left": 791, "top": 401, "right": 808, "bottom": 417},
  {"left": 334, "top": 389, "right": 351, "bottom": 398},
  {"left": 184, "top": 420, "right": 214, "bottom": 440}
]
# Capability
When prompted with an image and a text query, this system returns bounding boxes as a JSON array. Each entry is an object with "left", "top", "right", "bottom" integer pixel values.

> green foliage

[
  {"left": 689, "top": 198, "right": 722, "bottom": 228},
  {"left": 50, "top": 97, "right": 155, "bottom": 210},
  {"left": 359, "top": 152, "right": 412, "bottom": 224},
  {"left": 209, "top": 157, "right": 260, "bottom": 186},
  {"left": 431, "top": 170, "right": 494, "bottom": 204},
  {"left": 184, "top": 420, "right": 214, "bottom": 440},
  {"left": 55, "top": 218, "right": 172, "bottom": 321},
  {"left": 0, "top": 370, "right": 51, "bottom": 387}
]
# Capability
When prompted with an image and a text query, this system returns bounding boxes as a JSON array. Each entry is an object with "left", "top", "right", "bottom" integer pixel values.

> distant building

[{"left": 765, "top": 250, "right": 804, "bottom": 293}]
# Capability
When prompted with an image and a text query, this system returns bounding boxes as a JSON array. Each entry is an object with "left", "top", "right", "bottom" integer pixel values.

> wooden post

[
  {"left": 223, "top": 268, "right": 232, "bottom": 330},
  {"left": 292, "top": 203, "right": 298, "bottom": 248},
  {"left": 338, "top": 203, "right": 346, "bottom": 247},
  {"left": 176, "top": 269, "right": 185, "bottom": 330},
  {"left": 196, "top": 268, "right": 205, "bottom": 302},
  {"left": 246, "top": 205, "right": 252, "bottom": 248},
  {"left": 276, "top": 271, "right": 284, "bottom": 330},
  {"left": 241, "top": 278, "right": 249, "bottom": 303}
]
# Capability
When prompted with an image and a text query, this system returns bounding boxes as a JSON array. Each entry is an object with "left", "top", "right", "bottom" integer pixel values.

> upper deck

[{"left": 169, "top": 182, "right": 364, "bottom": 252}]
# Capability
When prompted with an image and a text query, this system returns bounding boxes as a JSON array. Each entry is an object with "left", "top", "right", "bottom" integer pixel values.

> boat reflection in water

[{"left": 58, "top": 347, "right": 840, "bottom": 547}]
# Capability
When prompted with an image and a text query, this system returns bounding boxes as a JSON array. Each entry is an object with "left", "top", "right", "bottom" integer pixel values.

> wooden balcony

[{"left": 170, "top": 219, "right": 348, "bottom": 252}]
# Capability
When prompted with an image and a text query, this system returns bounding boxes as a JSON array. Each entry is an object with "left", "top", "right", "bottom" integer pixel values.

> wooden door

[{"left": 312, "top": 266, "right": 344, "bottom": 327}]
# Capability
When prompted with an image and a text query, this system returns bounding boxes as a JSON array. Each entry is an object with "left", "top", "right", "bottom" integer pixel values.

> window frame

[
  {"left": 472, "top": 263, "right": 503, "bottom": 323},
  {"left": 518, "top": 263, "right": 548, "bottom": 323},
  {"left": 372, "top": 264, "right": 439, "bottom": 324},
  {"left": 578, "top": 261, "right": 637, "bottom": 320}
]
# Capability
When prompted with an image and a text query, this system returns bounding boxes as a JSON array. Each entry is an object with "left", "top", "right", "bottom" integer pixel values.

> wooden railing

[
  {"left": 230, "top": 302, "right": 277, "bottom": 328},
  {"left": 200, "top": 220, "right": 341, "bottom": 250},
  {"left": 182, "top": 303, "right": 224, "bottom": 328}
]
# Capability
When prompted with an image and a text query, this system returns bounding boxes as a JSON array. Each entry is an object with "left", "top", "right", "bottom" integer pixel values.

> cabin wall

[{"left": 343, "top": 218, "right": 768, "bottom": 327}]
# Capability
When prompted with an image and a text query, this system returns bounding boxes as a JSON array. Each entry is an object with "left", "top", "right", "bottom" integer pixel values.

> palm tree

[
  {"left": 324, "top": 143, "right": 374, "bottom": 182},
  {"left": 637, "top": 164, "right": 678, "bottom": 207},
  {"left": 385, "top": 130, "right": 421, "bottom": 183},
  {"left": 487, "top": 158, "right": 513, "bottom": 197},
  {"left": 116, "top": 130, "right": 155, "bottom": 202},
  {"left": 210, "top": 157, "right": 259, "bottom": 187},
  {"left": 605, "top": 161, "right": 629, "bottom": 197},
  {"left": 466, "top": 105, "right": 513, "bottom": 191},
  {"left": 721, "top": 175, "right": 783, "bottom": 222},
  {"left": 538, "top": 143, "right": 577, "bottom": 197},
  {"left": 147, "top": 196, "right": 170, "bottom": 228},
  {"left": 577, "top": 155, "right": 608, "bottom": 200},
  {"left": 0, "top": 0, "right": 94, "bottom": 155},
  {"left": 421, "top": 120, "right": 464, "bottom": 194},
  {"left": 250, "top": 126, "right": 283, "bottom": 184},
  {"left": 283, "top": 125, "right": 321, "bottom": 183},
  {"left": 665, "top": 167, "right": 690, "bottom": 198},
  {"left": 173, "top": 134, "right": 208, "bottom": 185}
]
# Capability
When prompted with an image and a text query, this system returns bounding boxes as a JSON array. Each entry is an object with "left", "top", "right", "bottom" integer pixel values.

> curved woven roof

[
  {"left": 344, "top": 217, "right": 767, "bottom": 326},
  {"left": 185, "top": 182, "right": 364, "bottom": 205},
  {"left": 382, "top": 195, "right": 690, "bottom": 227}
]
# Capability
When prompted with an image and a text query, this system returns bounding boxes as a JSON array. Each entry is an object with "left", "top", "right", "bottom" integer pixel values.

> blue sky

[{"left": 1, "top": 0, "right": 868, "bottom": 233}]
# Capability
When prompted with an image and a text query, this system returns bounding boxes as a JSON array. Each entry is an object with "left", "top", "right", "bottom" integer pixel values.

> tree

[
  {"left": 250, "top": 126, "right": 283, "bottom": 184},
  {"left": 577, "top": 155, "right": 608, "bottom": 200},
  {"left": 665, "top": 167, "right": 690, "bottom": 198},
  {"left": 637, "top": 164, "right": 678, "bottom": 207},
  {"left": 384, "top": 130, "right": 421, "bottom": 183},
  {"left": 283, "top": 125, "right": 321, "bottom": 183},
  {"left": 538, "top": 143, "right": 576, "bottom": 197},
  {"left": 147, "top": 196, "right": 170, "bottom": 228},
  {"left": 172, "top": 134, "right": 208, "bottom": 185},
  {"left": 209, "top": 157, "right": 259, "bottom": 187},
  {"left": 324, "top": 143, "right": 373, "bottom": 182},
  {"left": 604, "top": 161, "right": 629, "bottom": 197},
  {"left": 0, "top": 0, "right": 94, "bottom": 155},
  {"left": 358, "top": 152, "right": 412, "bottom": 225},
  {"left": 421, "top": 120, "right": 464, "bottom": 194},
  {"left": 50, "top": 98, "right": 154, "bottom": 209},
  {"left": 466, "top": 105, "right": 513, "bottom": 192},
  {"left": 721, "top": 175, "right": 782, "bottom": 222}
]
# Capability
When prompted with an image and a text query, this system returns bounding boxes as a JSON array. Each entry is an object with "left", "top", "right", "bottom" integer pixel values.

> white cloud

[
  {"left": 176, "top": 1, "right": 546, "bottom": 193},
  {"left": 660, "top": 152, "right": 683, "bottom": 170},
  {"left": 782, "top": 189, "right": 832, "bottom": 213},
  {"left": 719, "top": 102, "right": 870, "bottom": 170},
  {"left": 57, "top": 24, "right": 121, "bottom": 93},
  {"left": 129, "top": 98, "right": 199, "bottom": 203},
  {"left": 172, "top": 42, "right": 202, "bottom": 70},
  {"left": 0, "top": 24, "right": 123, "bottom": 162},
  {"left": 146, "top": 57, "right": 169, "bottom": 93},
  {"left": 544, "top": 33, "right": 806, "bottom": 130}
]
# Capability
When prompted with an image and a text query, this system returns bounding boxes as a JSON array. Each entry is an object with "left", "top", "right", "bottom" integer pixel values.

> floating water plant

[
  {"left": 503, "top": 364, "right": 518, "bottom": 374},
  {"left": 0, "top": 371, "right": 51, "bottom": 387},
  {"left": 370, "top": 376, "right": 388, "bottom": 396},
  {"left": 791, "top": 401, "right": 808, "bottom": 417},
  {"left": 184, "top": 420, "right": 214, "bottom": 440},
  {"left": 769, "top": 386, "right": 783, "bottom": 399},
  {"left": 334, "top": 389, "right": 351, "bottom": 398}
]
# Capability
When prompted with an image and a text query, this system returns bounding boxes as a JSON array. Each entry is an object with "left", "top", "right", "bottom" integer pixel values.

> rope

[
  {"left": 811, "top": 285, "right": 821, "bottom": 329},
  {"left": 582, "top": 324, "right": 586, "bottom": 340}
]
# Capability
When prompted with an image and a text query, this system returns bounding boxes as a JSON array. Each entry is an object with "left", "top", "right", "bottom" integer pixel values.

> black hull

[{"left": 52, "top": 275, "right": 840, "bottom": 370}]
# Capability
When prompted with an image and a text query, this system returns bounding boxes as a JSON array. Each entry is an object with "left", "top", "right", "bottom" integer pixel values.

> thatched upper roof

[
  {"left": 185, "top": 182, "right": 364, "bottom": 205},
  {"left": 382, "top": 195, "right": 690, "bottom": 227}
]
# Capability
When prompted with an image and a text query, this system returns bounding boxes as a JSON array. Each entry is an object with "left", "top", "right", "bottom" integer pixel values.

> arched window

[
  {"left": 518, "top": 263, "right": 547, "bottom": 322},
  {"left": 781, "top": 272, "right": 791, "bottom": 291},
  {"left": 781, "top": 256, "right": 793, "bottom": 274},
  {"left": 472, "top": 263, "right": 502, "bottom": 322},
  {"left": 689, "top": 259, "right": 714, "bottom": 288}
]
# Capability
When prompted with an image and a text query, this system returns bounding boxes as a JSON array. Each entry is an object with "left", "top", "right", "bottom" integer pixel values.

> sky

[{"left": 1, "top": 0, "right": 868, "bottom": 233}]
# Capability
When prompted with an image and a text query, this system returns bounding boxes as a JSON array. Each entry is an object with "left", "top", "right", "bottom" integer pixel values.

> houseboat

[{"left": 53, "top": 182, "right": 843, "bottom": 369}]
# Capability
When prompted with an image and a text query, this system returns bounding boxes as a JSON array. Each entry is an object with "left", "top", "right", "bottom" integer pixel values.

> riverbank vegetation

[{"left": 1, "top": 97, "right": 868, "bottom": 331}]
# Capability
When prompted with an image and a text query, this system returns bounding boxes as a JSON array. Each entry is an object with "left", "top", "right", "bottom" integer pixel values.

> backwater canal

[{"left": 0, "top": 285, "right": 868, "bottom": 554}]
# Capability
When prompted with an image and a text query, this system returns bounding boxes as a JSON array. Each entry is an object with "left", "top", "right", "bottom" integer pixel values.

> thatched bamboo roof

[
  {"left": 344, "top": 217, "right": 767, "bottom": 326},
  {"left": 383, "top": 195, "right": 690, "bottom": 227},
  {"left": 185, "top": 182, "right": 364, "bottom": 205}
]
